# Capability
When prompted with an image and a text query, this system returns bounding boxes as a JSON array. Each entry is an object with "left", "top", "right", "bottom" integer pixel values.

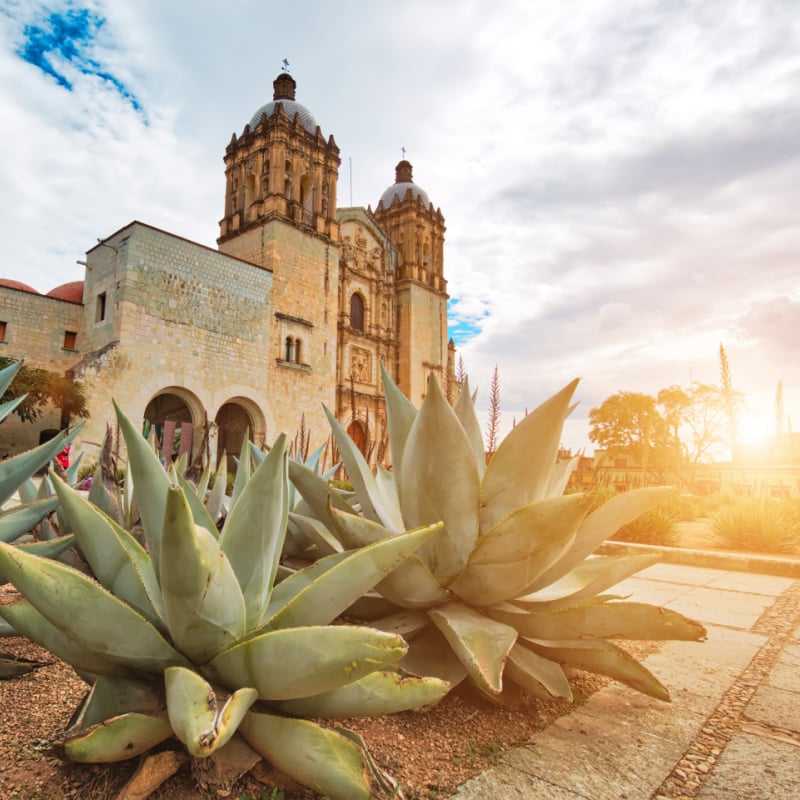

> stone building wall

[
  {"left": 0, "top": 286, "right": 83, "bottom": 454},
  {"left": 73, "top": 222, "right": 274, "bottom": 459}
]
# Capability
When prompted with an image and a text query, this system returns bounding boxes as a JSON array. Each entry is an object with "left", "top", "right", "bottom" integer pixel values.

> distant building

[{"left": 0, "top": 73, "right": 453, "bottom": 467}]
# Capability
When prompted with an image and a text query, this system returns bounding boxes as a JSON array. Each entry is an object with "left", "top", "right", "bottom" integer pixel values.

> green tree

[
  {"left": 588, "top": 391, "right": 669, "bottom": 475},
  {"left": 0, "top": 358, "right": 88, "bottom": 425}
]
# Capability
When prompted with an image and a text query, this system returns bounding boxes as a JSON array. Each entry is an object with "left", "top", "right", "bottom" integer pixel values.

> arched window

[
  {"left": 294, "top": 338, "right": 302, "bottom": 364},
  {"left": 285, "top": 336, "right": 294, "bottom": 362},
  {"left": 350, "top": 293, "right": 364, "bottom": 332}
]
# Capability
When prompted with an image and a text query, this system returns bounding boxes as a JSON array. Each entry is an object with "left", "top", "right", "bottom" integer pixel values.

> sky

[{"left": 1, "top": 0, "right": 799, "bottom": 454}]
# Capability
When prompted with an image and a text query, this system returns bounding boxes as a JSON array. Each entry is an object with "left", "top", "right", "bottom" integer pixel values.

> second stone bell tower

[{"left": 374, "top": 160, "right": 448, "bottom": 404}]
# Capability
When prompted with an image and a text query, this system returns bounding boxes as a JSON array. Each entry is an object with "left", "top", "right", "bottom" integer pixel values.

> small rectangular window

[
  {"left": 0, "top": 321, "right": 6, "bottom": 341},
  {"left": 63, "top": 330, "right": 77, "bottom": 350},
  {"left": 95, "top": 292, "right": 107, "bottom": 322}
]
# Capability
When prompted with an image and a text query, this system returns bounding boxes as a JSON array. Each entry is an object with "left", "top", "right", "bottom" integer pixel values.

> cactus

[
  {"left": 0, "top": 402, "right": 447, "bottom": 798},
  {"left": 290, "top": 368, "right": 706, "bottom": 704}
]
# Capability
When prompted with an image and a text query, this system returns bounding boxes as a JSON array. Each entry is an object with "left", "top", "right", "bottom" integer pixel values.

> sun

[{"left": 736, "top": 408, "right": 771, "bottom": 446}]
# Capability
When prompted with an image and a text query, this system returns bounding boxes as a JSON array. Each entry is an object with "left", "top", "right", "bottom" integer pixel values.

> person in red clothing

[{"left": 56, "top": 445, "right": 70, "bottom": 469}]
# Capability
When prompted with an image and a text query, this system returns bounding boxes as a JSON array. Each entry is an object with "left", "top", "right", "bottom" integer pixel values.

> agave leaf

[
  {"left": 0, "top": 497, "right": 59, "bottom": 543},
  {"left": 175, "top": 469, "right": 219, "bottom": 536},
  {"left": 230, "top": 434, "right": 252, "bottom": 509},
  {"left": 0, "top": 616, "right": 15, "bottom": 637},
  {"left": 513, "top": 553, "right": 662, "bottom": 612},
  {"left": 209, "top": 625, "right": 406, "bottom": 700},
  {"left": 0, "top": 600, "right": 129, "bottom": 677},
  {"left": 492, "top": 601, "right": 706, "bottom": 642},
  {"left": 18, "top": 478, "right": 39, "bottom": 505},
  {"left": 239, "top": 711, "right": 383, "bottom": 800},
  {"left": 87, "top": 462, "right": 119, "bottom": 522},
  {"left": 453, "top": 376, "right": 486, "bottom": 480},
  {"left": 15, "top": 534, "right": 75, "bottom": 560},
  {"left": 427, "top": 602, "right": 517, "bottom": 696},
  {"left": 380, "top": 363, "right": 417, "bottom": 477},
  {"left": 450, "top": 495, "right": 586, "bottom": 606},
  {"left": 196, "top": 459, "right": 212, "bottom": 500},
  {"left": 219, "top": 434, "right": 289, "bottom": 629},
  {"left": 327, "top": 504, "right": 391, "bottom": 547},
  {"left": 547, "top": 455, "right": 579, "bottom": 497},
  {"left": 369, "top": 609, "right": 430, "bottom": 638},
  {"left": 288, "top": 512, "right": 343, "bottom": 557},
  {"left": 206, "top": 454, "right": 228, "bottom": 523},
  {"left": 0, "top": 395, "right": 26, "bottom": 426},
  {"left": 265, "top": 523, "right": 442, "bottom": 629},
  {"left": 64, "top": 712, "right": 173, "bottom": 762},
  {"left": 0, "top": 427, "right": 76, "bottom": 506},
  {"left": 399, "top": 624, "right": 468, "bottom": 687},
  {"left": 480, "top": 379, "right": 579, "bottom": 531},
  {"left": 288, "top": 456, "right": 354, "bottom": 522},
  {"left": 529, "top": 486, "right": 675, "bottom": 592},
  {"left": 376, "top": 553, "right": 451, "bottom": 609},
  {"left": 398, "top": 374, "right": 480, "bottom": 584},
  {"left": 66, "top": 451, "right": 84, "bottom": 487},
  {"left": 0, "top": 359, "right": 23, "bottom": 398},
  {"left": 324, "top": 406, "right": 404, "bottom": 532},
  {"left": 165, "top": 666, "right": 257, "bottom": 758},
  {"left": 525, "top": 637, "right": 671, "bottom": 701},
  {"left": 324, "top": 509, "right": 449, "bottom": 608},
  {"left": 160, "top": 488, "right": 246, "bottom": 663},
  {"left": 115, "top": 401, "right": 171, "bottom": 576},
  {"left": 0, "top": 653, "right": 48, "bottom": 678},
  {"left": 70, "top": 675, "right": 166, "bottom": 731},
  {"left": 274, "top": 671, "right": 448, "bottom": 718},
  {"left": 0, "top": 542, "right": 189, "bottom": 673},
  {"left": 51, "top": 475, "right": 162, "bottom": 625},
  {"left": 505, "top": 642, "right": 572, "bottom": 700}
]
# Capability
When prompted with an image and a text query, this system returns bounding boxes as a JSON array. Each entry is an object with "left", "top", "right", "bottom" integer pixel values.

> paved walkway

[{"left": 449, "top": 556, "right": 800, "bottom": 800}]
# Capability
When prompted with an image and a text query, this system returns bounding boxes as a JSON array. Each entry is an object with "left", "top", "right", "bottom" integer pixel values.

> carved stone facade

[{"left": 0, "top": 73, "right": 452, "bottom": 467}]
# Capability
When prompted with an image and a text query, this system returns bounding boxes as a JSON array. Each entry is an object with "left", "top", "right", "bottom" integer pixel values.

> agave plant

[
  {"left": 0, "top": 360, "right": 82, "bottom": 677},
  {"left": 289, "top": 367, "right": 706, "bottom": 705},
  {"left": 0, "top": 402, "right": 448, "bottom": 798}
]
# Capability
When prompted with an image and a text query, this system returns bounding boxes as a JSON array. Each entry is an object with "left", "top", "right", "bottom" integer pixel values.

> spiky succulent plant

[
  {"left": 0, "top": 402, "right": 447, "bottom": 799},
  {"left": 0, "top": 360, "right": 82, "bottom": 677},
  {"left": 290, "top": 367, "right": 706, "bottom": 704}
]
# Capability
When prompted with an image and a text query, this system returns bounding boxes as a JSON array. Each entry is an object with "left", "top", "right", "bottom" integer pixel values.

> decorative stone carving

[{"left": 350, "top": 346, "right": 371, "bottom": 383}]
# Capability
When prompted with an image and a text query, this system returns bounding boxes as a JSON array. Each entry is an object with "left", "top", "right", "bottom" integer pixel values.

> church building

[{"left": 0, "top": 73, "right": 452, "bottom": 468}]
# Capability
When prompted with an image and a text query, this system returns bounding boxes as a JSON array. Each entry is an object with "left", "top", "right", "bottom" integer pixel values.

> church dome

[
  {"left": 0, "top": 279, "right": 39, "bottom": 294},
  {"left": 47, "top": 280, "right": 84, "bottom": 303},
  {"left": 249, "top": 72, "right": 318, "bottom": 134},
  {"left": 377, "top": 160, "right": 431, "bottom": 209}
]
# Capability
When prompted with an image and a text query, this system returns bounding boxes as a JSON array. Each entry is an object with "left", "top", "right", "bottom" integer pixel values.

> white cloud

[{"left": 1, "top": 0, "right": 799, "bottom": 452}]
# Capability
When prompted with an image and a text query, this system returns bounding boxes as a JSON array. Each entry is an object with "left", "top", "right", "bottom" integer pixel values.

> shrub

[
  {"left": 612, "top": 503, "right": 680, "bottom": 547},
  {"left": 709, "top": 498, "right": 800, "bottom": 555}
]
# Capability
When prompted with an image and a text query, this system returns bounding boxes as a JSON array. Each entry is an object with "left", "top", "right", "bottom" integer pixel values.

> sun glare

[{"left": 737, "top": 408, "right": 771, "bottom": 445}]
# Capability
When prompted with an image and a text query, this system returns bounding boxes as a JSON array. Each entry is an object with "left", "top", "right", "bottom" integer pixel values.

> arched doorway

[
  {"left": 347, "top": 419, "right": 367, "bottom": 457},
  {"left": 215, "top": 402, "right": 254, "bottom": 472},
  {"left": 143, "top": 391, "right": 199, "bottom": 466}
]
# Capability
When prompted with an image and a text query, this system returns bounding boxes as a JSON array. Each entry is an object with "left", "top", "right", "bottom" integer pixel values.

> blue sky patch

[
  {"left": 447, "top": 298, "right": 485, "bottom": 346},
  {"left": 16, "top": 6, "right": 142, "bottom": 112}
]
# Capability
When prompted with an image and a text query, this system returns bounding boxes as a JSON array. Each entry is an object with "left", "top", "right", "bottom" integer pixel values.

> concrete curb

[{"left": 598, "top": 540, "right": 800, "bottom": 578}]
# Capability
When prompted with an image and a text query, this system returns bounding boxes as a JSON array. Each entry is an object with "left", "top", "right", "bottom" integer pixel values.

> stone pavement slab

[
  {"left": 448, "top": 560, "right": 800, "bottom": 800},
  {"left": 695, "top": 733, "right": 800, "bottom": 799}
]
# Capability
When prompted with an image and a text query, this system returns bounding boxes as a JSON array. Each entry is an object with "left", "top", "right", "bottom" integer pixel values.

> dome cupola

[
  {"left": 248, "top": 72, "right": 319, "bottom": 134},
  {"left": 377, "top": 160, "right": 431, "bottom": 209}
]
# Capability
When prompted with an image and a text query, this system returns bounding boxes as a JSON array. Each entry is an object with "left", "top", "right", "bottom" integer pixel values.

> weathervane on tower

[
  {"left": 401, "top": 146, "right": 406, "bottom": 159},
  {"left": 281, "top": 58, "right": 290, "bottom": 72}
]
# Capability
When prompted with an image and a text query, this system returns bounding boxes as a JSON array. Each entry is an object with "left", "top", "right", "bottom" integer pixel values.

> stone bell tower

[
  {"left": 217, "top": 73, "right": 341, "bottom": 439},
  {"left": 374, "top": 160, "right": 448, "bottom": 404}
]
